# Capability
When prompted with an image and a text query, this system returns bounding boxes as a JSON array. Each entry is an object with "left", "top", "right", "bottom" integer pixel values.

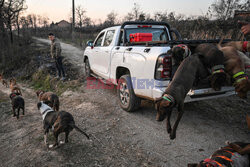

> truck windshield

[{"left": 125, "top": 28, "right": 168, "bottom": 44}]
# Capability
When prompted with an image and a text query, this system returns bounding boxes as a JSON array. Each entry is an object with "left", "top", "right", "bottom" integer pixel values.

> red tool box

[{"left": 129, "top": 33, "right": 153, "bottom": 42}]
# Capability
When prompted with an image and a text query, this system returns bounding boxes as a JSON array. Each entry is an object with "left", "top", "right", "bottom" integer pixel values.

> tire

[
  {"left": 117, "top": 74, "right": 141, "bottom": 112},
  {"left": 84, "top": 58, "right": 91, "bottom": 77}
]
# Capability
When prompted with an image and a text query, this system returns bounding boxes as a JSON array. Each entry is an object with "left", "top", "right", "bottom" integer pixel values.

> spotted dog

[
  {"left": 37, "top": 101, "right": 89, "bottom": 148},
  {"left": 155, "top": 53, "right": 209, "bottom": 140}
]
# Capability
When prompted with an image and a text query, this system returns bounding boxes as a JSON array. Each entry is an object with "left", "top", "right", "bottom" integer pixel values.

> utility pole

[
  {"left": 72, "top": 0, "right": 75, "bottom": 41},
  {"left": 72, "top": 0, "right": 75, "bottom": 29}
]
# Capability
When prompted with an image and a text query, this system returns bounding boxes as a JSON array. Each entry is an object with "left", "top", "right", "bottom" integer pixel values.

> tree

[
  {"left": 42, "top": 16, "right": 49, "bottom": 27},
  {"left": 124, "top": 3, "right": 145, "bottom": 21},
  {"left": 0, "top": 0, "right": 5, "bottom": 36},
  {"left": 154, "top": 11, "right": 168, "bottom": 22},
  {"left": 83, "top": 16, "right": 92, "bottom": 27},
  {"left": 210, "top": 0, "right": 249, "bottom": 20},
  {"left": 75, "top": 5, "right": 86, "bottom": 28},
  {"left": 104, "top": 11, "right": 117, "bottom": 26},
  {"left": 3, "top": 0, "right": 26, "bottom": 43}
]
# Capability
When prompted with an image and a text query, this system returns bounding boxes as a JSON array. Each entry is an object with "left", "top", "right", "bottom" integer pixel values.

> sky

[{"left": 25, "top": 0, "right": 215, "bottom": 23}]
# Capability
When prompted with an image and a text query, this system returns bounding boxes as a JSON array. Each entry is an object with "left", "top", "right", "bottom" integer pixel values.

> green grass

[
  {"left": 0, "top": 99, "right": 7, "bottom": 103},
  {"left": 31, "top": 70, "right": 81, "bottom": 96}
]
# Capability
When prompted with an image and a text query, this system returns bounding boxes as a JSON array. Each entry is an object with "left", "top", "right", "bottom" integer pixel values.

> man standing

[{"left": 48, "top": 33, "right": 66, "bottom": 81}]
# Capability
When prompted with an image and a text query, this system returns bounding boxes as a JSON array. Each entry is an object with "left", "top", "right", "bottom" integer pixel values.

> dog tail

[
  {"left": 72, "top": 125, "right": 90, "bottom": 139},
  {"left": 217, "top": 37, "right": 224, "bottom": 50}
]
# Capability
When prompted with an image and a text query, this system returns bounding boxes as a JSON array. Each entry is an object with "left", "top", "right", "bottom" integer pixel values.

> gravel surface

[{"left": 0, "top": 38, "right": 249, "bottom": 167}]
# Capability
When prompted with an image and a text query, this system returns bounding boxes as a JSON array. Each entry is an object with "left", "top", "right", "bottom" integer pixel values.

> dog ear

[
  {"left": 37, "top": 102, "right": 42, "bottom": 110},
  {"left": 36, "top": 90, "right": 41, "bottom": 96}
]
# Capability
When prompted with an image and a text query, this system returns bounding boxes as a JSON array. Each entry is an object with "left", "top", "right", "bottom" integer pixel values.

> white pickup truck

[{"left": 83, "top": 21, "right": 235, "bottom": 112}]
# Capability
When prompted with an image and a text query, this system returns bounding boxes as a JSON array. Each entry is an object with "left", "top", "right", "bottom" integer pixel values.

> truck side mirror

[
  {"left": 170, "top": 28, "right": 182, "bottom": 40},
  {"left": 87, "top": 41, "right": 94, "bottom": 48}
]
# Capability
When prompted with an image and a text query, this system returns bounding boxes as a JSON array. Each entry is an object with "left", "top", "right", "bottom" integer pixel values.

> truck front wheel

[
  {"left": 117, "top": 75, "right": 141, "bottom": 112},
  {"left": 84, "top": 58, "right": 91, "bottom": 77}
]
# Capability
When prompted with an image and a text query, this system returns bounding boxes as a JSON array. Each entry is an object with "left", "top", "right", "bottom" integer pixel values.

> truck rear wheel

[{"left": 117, "top": 75, "right": 141, "bottom": 112}]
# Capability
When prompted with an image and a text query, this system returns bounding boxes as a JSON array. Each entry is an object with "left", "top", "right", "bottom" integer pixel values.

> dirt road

[{"left": 0, "top": 39, "right": 249, "bottom": 167}]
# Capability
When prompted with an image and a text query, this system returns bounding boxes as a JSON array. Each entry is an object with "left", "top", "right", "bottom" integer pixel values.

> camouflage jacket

[{"left": 50, "top": 38, "right": 62, "bottom": 58}]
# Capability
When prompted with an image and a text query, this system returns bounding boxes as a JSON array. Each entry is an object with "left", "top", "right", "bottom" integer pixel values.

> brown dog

[
  {"left": 155, "top": 53, "right": 208, "bottom": 140},
  {"left": 219, "top": 46, "right": 250, "bottom": 98},
  {"left": 0, "top": 74, "right": 8, "bottom": 88},
  {"left": 9, "top": 92, "right": 25, "bottom": 119},
  {"left": 36, "top": 90, "right": 60, "bottom": 111},
  {"left": 188, "top": 142, "right": 250, "bottom": 167},
  {"left": 223, "top": 41, "right": 250, "bottom": 53},
  {"left": 9, "top": 78, "right": 22, "bottom": 95}
]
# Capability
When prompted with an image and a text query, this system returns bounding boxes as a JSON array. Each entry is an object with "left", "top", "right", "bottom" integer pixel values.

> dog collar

[
  {"left": 174, "top": 44, "right": 191, "bottom": 59},
  {"left": 233, "top": 71, "right": 245, "bottom": 79},
  {"left": 40, "top": 103, "right": 54, "bottom": 120},
  {"left": 235, "top": 77, "right": 248, "bottom": 84},
  {"left": 11, "top": 94, "right": 17, "bottom": 98},
  {"left": 42, "top": 108, "right": 52, "bottom": 115},
  {"left": 162, "top": 94, "right": 175, "bottom": 106},
  {"left": 242, "top": 41, "right": 248, "bottom": 52},
  {"left": 233, "top": 71, "right": 248, "bottom": 84},
  {"left": 211, "top": 65, "right": 225, "bottom": 75}
]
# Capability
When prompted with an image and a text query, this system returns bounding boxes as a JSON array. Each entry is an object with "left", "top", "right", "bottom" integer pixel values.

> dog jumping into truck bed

[
  {"left": 36, "top": 90, "right": 60, "bottom": 112},
  {"left": 37, "top": 101, "right": 89, "bottom": 148},
  {"left": 155, "top": 53, "right": 208, "bottom": 140},
  {"left": 195, "top": 43, "right": 227, "bottom": 91},
  {"left": 188, "top": 141, "right": 250, "bottom": 167}
]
